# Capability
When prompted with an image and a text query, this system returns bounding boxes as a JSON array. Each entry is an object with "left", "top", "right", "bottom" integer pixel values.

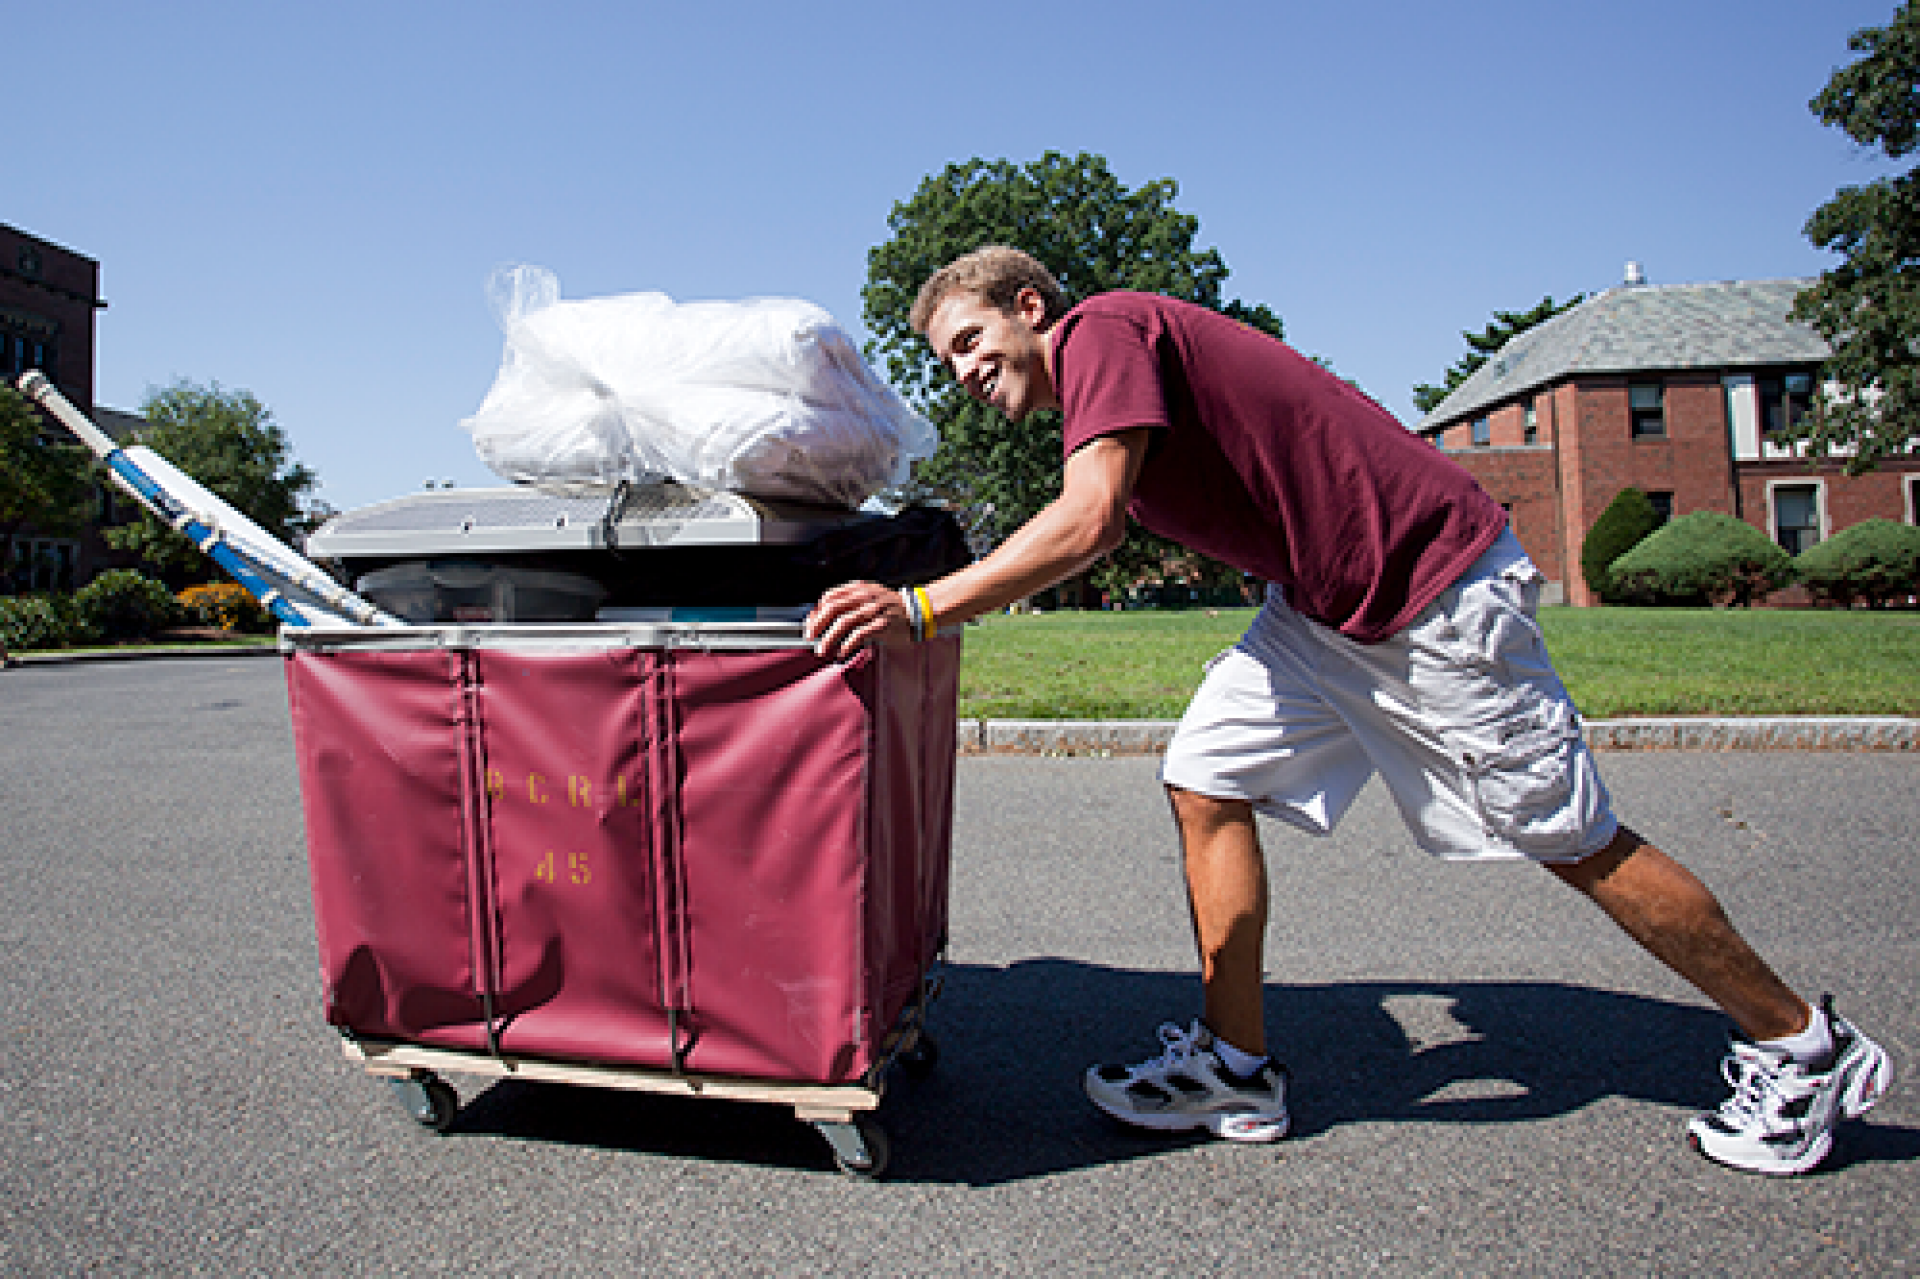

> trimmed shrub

[
  {"left": 74, "top": 569, "right": 180, "bottom": 640},
  {"left": 1794, "top": 518, "right": 1920, "bottom": 608},
  {"left": 1607, "top": 511, "right": 1795, "bottom": 607},
  {"left": 178, "top": 581, "right": 272, "bottom": 633},
  {"left": 0, "top": 594, "right": 87, "bottom": 650},
  {"left": 1581, "top": 487, "right": 1661, "bottom": 601}
]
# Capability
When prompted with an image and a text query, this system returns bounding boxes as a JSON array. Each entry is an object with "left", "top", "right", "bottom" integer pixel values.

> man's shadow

[{"left": 445, "top": 959, "right": 1916, "bottom": 1184}]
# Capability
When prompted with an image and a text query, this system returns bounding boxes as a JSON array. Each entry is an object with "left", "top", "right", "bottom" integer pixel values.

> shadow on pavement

[{"left": 442, "top": 958, "right": 1917, "bottom": 1185}]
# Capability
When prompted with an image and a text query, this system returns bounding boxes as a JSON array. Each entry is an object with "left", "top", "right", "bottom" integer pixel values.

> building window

[
  {"left": 1758, "top": 369, "right": 1816, "bottom": 441},
  {"left": 1906, "top": 475, "right": 1919, "bottom": 526},
  {"left": 1523, "top": 399, "right": 1539, "bottom": 444},
  {"left": 6, "top": 538, "right": 79, "bottom": 593},
  {"left": 1647, "top": 491, "right": 1674, "bottom": 524},
  {"left": 1470, "top": 416, "right": 1490, "bottom": 447},
  {"left": 1629, "top": 383, "right": 1665, "bottom": 438},
  {"left": 1771, "top": 483, "right": 1822, "bottom": 554},
  {"left": 0, "top": 321, "right": 57, "bottom": 378}
]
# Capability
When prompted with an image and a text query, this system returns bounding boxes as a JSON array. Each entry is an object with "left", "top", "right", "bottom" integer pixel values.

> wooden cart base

[{"left": 341, "top": 991, "right": 939, "bottom": 1177}]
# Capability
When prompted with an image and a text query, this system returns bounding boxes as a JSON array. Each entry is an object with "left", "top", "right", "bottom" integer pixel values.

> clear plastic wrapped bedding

[{"left": 463, "top": 266, "right": 937, "bottom": 508}]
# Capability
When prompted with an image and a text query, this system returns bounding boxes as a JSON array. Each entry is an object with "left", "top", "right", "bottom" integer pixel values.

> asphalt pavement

[{"left": 1, "top": 657, "right": 1915, "bottom": 1274}]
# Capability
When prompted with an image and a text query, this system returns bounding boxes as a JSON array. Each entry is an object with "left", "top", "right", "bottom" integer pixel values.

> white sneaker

[
  {"left": 1687, "top": 997, "right": 1892, "bottom": 1176},
  {"left": 1084, "top": 1020, "right": 1291, "bottom": 1143}
]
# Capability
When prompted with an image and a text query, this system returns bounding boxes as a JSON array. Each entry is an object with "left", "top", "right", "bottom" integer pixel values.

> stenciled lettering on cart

[
  {"left": 485, "top": 769, "right": 647, "bottom": 809},
  {"left": 532, "top": 848, "right": 593, "bottom": 887}
]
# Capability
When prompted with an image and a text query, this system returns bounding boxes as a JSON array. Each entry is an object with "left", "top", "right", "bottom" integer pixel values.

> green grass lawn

[
  {"left": 14, "top": 634, "right": 279, "bottom": 656},
  {"left": 956, "top": 606, "right": 1920, "bottom": 720}
]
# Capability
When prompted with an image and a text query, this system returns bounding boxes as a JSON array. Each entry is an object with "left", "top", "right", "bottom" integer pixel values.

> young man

[{"left": 804, "top": 246, "right": 1891, "bottom": 1175}]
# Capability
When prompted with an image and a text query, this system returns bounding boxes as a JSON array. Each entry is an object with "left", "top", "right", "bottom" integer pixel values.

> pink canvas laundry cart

[
  {"left": 281, "top": 484, "right": 969, "bottom": 1176},
  {"left": 284, "top": 614, "right": 959, "bottom": 1176}
]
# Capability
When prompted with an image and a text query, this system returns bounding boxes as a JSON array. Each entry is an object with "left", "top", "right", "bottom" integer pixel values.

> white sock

[
  {"left": 1759, "top": 1005, "right": 1833, "bottom": 1066},
  {"left": 1213, "top": 1036, "right": 1268, "bottom": 1077}
]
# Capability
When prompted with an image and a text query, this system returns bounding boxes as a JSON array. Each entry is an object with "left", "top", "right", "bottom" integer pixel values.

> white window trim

[
  {"left": 1906, "top": 475, "right": 1920, "bottom": 526},
  {"left": 1765, "top": 477, "right": 1829, "bottom": 550},
  {"left": 1723, "top": 375, "right": 1760, "bottom": 460}
]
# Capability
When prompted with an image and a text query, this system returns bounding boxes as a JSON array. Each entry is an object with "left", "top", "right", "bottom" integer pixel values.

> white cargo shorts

[{"left": 1161, "top": 529, "right": 1618, "bottom": 863}]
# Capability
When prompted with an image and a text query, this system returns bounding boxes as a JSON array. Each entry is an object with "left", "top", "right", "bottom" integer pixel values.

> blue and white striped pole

[{"left": 14, "top": 370, "right": 398, "bottom": 628}]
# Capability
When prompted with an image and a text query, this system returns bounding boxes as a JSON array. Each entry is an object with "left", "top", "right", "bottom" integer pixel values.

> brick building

[
  {"left": 1419, "top": 271, "right": 1920, "bottom": 606},
  {"left": 1, "top": 222, "right": 130, "bottom": 591},
  {"left": 1, "top": 223, "right": 100, "bottom": 415}
]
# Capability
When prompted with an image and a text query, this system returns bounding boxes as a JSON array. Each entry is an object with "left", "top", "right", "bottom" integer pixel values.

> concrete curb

[
  {"left": 1580, "top": 716, "right": 1919, "bottom": 751},
  {"left": 957, "top": 716, "right": 1919, "bottom": 754},
  {"left": 6, "top": 644, "right": 280, "bottom": 667}
]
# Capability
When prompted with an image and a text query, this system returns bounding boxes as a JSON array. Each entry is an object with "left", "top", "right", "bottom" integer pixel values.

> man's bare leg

[
  {"left": 1167, "top": 792, "right": 1810, "bottom": 1050},
  {"left": 1548, "top": 825, "right": 1810, "bottom": 1041},
  {"left": 1167, "top": 785, "right": 1270, "bottom": 1055}
]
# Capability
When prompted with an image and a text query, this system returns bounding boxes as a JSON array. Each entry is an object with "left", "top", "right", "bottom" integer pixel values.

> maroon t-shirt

[{"left": 1053, "top": 293, "right": 1507, "bottom": 642}]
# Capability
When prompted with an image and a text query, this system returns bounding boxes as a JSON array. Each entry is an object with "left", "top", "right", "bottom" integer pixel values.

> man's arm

[{"left": 804, "top": 429, "right": 1151, "bottom": 659}]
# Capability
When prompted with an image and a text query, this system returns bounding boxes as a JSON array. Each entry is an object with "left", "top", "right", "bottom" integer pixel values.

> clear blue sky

[{"left": 7, "top": 0, "right": 1903, "bottom": 513}]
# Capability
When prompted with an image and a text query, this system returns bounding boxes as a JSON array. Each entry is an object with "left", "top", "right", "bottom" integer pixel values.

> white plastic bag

[{"left": 462, "top": 266, "right": 937, "bottom": 507}]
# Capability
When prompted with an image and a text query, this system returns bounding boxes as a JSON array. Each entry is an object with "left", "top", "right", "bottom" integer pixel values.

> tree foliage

[
  {"left": 1788, "top": 0, "right": 1920, "bottom": 471},
  {"left": 1412, "top": 295, "right": 1585, "bottom": 416},
  {"left": 1793, "top": 517, "right": 1920, "bottom": 606},
  {"left": 863, "top": 152, "right": 1279, "bottom": 594},
  {"left": 1580, "top": 487, "right": 1662, "bottom": 602},
  {"left": 0, "top": 593, "right": 83, "bottom": 649},
  {"left": 0, "top": 386, "right": 93, "bottom": 584},
  {"left": 1607, "top": 511, "right": 1795, "bottom": 608},
  {"left": 73, "top": 568, "right": 179, "bottom": 640},
  {"left": 105, "top": 380, "right": 318, "bottom": 578}
]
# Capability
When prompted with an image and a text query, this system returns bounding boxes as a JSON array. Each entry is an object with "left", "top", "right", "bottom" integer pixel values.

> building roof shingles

[{"left": 1420, "top": 278, "right": 1830, "bottom": 430}]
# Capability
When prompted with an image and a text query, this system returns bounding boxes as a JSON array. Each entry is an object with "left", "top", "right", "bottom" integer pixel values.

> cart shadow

[
  {"left": 442, "top": 959, "right": 1919, "bottom": 1185},
  {"left": 450, "top": 1076, "right": 832, "bottom": 1173}
]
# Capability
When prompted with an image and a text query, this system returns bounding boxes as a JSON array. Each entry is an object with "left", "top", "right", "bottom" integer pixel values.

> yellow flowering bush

[{"left": 177, "top": 581, "right": 271, "bottom": 633}]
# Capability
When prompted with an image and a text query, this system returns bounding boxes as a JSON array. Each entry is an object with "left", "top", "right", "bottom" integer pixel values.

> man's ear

[{"left": 1015, "top": 286, "right": 1051, "bottom": 330}]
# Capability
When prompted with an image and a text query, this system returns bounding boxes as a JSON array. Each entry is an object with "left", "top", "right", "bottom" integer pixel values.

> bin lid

[{"left": 306, "top": 482, "right": 870, "bottom": 558}]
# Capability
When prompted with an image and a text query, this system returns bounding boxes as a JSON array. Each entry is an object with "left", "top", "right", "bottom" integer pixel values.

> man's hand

[
  {"left": 804, "top": 432, "right": 1151, "bottom": 660},
  {"left": 805, "top": 581, "right": 911, "bottom": 660}
]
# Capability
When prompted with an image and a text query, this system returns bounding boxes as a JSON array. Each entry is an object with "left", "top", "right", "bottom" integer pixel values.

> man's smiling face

[{"left": 925, "top": 287, "right": 1059, "bottom": 422}]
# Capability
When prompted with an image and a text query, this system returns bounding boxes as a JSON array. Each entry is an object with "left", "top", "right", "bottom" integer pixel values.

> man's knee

[
  {"left": 1166, "top": 783, "right": 1255, "bottom": 831},
  {"left": 1545, "top": 824, "right": 1641, "bottom": 894}
]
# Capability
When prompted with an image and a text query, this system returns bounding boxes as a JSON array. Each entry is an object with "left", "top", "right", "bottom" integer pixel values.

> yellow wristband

[{"left": 913, "top": 586, "right": 936, "bottom": 640}]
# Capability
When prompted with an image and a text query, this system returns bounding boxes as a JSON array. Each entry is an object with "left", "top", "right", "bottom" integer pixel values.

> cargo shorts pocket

[
  {"left": 1449, "top": 570, "right": 1546, "bottom": 670},
  {"left": 1462, "top": 714, "right": 1587, "bottom": 856}
]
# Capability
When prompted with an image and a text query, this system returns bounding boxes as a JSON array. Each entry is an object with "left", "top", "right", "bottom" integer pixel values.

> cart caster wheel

[
  {"left": 898, "top": 1031, "right": 939, "bottom": 1079},
  {"left": 390, "top": 1072, "right": 458, "bottom": 1133},
  {"left": 815, "top": 1116, "right": 890, "bottom": 1178}
]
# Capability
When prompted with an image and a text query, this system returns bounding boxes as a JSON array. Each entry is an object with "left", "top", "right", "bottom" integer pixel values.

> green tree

[
  {"left": 863, "top": 151, "right": 1279, "bottom": 598},
  {"left": 1793, "top": 517, "right": 1920, "bottom": 606},
  {"left": 0, "top": 386, "right": 93, "bottom": 590},
  {"left": 1608, "top": 511, "right": 1795, "bottom": 608},
  {"left": 1412, "top": 295, "right": 1586, "bottom": 416},
  {"left": 105, "top": 380, "right": 318, "bottom": 580},
  {"left": 1789, "top": 0, "right": 1920, "bottom": 471},
  {"left": 1581, "top": 486, "right": 1663, "bottom": 602}
]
